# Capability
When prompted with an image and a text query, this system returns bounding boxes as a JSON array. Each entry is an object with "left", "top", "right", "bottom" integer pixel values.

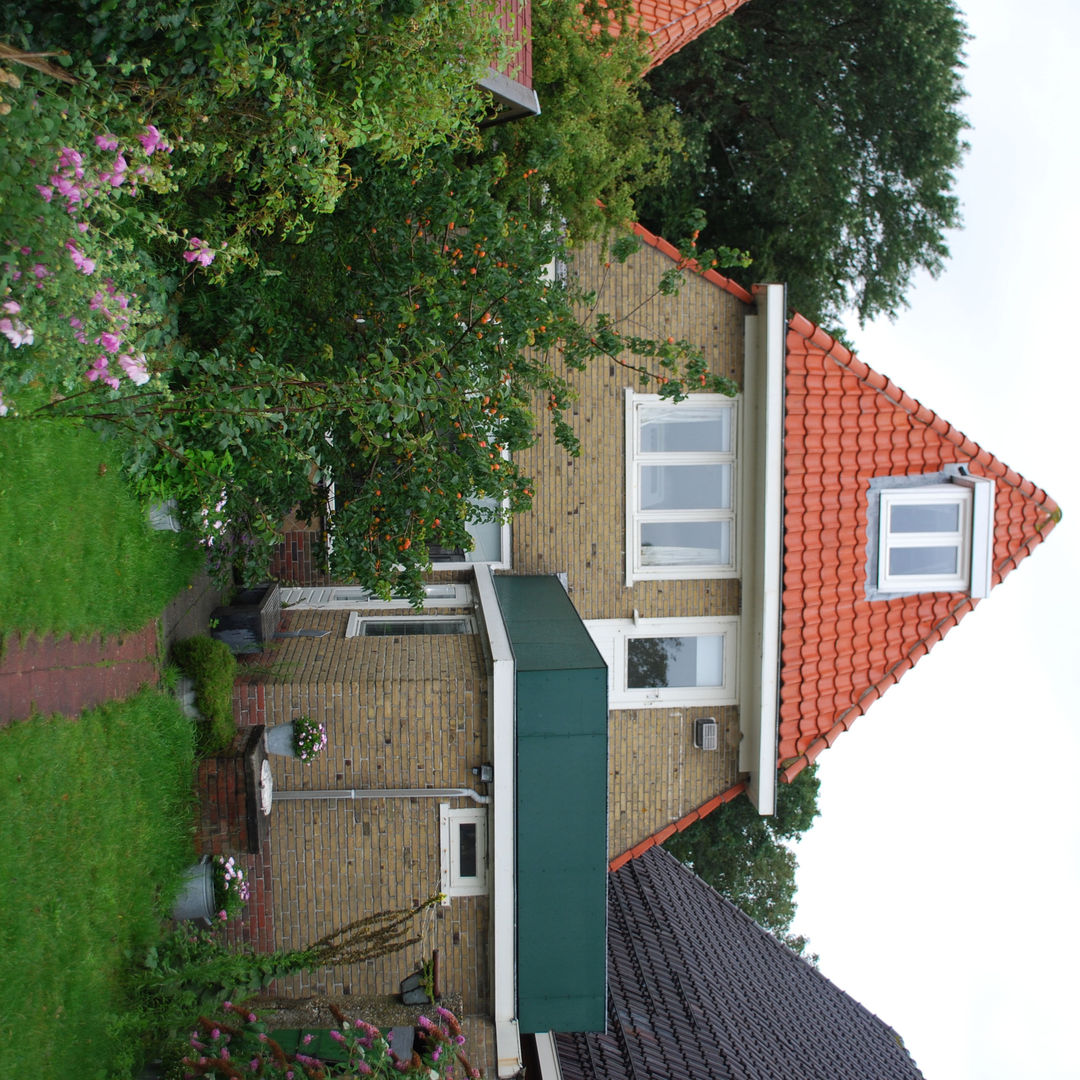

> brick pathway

[
  {"left": 0, "top": 623, "right": 160, "bottom": 725},
  {"left": 0, "top": 568, "right": 224, "bottom": 726}
]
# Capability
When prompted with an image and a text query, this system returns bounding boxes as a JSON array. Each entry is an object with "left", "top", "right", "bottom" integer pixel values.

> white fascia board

[
  {"left": 954, "top": 473, "right": 995, "bottom": 599},
  {"left": 471, "top": 565, "right": 521, "bottom": 1078},
  {"left": 534, "top": 1032, "right": 565, "bottom": 1080},
  {"left": 737, "top": 284, "right": 785, "bottom": 816}
]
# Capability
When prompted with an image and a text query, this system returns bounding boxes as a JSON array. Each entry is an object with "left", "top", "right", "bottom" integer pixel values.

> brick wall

[
  {"left": 251, "top": 609, "right": 493, "bottom": 1021},
  {"left": 511, "top": 241, "right": 749, "bottom": 855}
]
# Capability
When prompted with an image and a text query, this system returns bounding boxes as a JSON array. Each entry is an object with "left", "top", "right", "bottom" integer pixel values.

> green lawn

[
  {"left": 0, "top": 417, "right": 204, "bottom": 640},
  {"left": 0, "top": 689, "right": 197, "bottom": 1080}
]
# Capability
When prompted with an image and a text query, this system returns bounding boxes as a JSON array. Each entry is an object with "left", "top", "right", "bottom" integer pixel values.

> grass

[
  {"left": 0, "top": 689, "right": 197, "bottom": 1080},
  {"left": 0, "top": 417, "right": 205, "bottom": 640}
]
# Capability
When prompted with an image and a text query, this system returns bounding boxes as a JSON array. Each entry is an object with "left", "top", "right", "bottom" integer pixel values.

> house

[
  {"left": 543, "top": 844, "right": 925, "bottom": 1080},
  {"left": 237, "top": 221, "right": 1057, "bottom": 1079}
]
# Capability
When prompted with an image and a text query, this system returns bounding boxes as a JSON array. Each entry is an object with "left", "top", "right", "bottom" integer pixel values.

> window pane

[
  {"left": 890, "top": 503, "right": 960, "bottom": 533},
  {"left": 640, "top": 521, "right": 732, "bottom": 566},
  {"left": 458, "top": 823, "right": 477, "bottom": 879},
  {"left": 639, "top": 406, "right": 732, "bottom": 454},
  {"left": 641, "top": 464, "right": 732, "bottom": 511},
  {"left": 627, "top": 635, "right": 724, "bottom": 689},
  {"left": 889, "top": 546, "right": 960, "bottom": 577},
  {"left": 363, "top": 619, "right": 469, "bottom": 636}
]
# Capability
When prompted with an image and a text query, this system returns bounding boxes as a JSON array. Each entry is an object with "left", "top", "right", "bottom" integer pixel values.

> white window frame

[
  {"left": 625, "top": 390, "right": 740, "bottom": 585},
  {"left": 875, "top": 474, "right": 994, "bottom": 597},
  {"left": 439, "top": 804, "right": 489, "bottom": 903},
  {"left": 345, "top": 613, "right": 477, "bottom": 638},
  {"left": 585, "top": 616, "right": 738, "bottom": 709},
  {"left": 281, "top": 584, "right": 470, "bottom": 609}
]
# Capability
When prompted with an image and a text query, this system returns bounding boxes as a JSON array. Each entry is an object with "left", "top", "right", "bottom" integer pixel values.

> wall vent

[{"left": 693, "top": 718, "right": 718, "bottom": 751}]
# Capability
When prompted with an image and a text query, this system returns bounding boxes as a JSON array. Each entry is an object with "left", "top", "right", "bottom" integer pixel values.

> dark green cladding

[{"left": 493, "top": 575, "right": 608, "bottom": 1033}]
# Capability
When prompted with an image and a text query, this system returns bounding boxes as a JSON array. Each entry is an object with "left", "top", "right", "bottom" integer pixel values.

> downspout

[{"left": 273, "top": 787, "right": 491, "bottom": 804}]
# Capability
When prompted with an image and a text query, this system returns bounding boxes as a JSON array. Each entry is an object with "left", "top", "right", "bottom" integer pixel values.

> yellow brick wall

[
  {"left": 261, "top": 609, "right": 493, "bottom": 1021},
  {"left": 511, "top": 242, "right": 750, "bottom": 857}
]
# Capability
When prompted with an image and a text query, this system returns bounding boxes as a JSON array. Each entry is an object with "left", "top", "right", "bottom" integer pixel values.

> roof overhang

[
  {"left": 473, "top": 564, "right": 521, "bottom": 1077},
  {"left": 737, "top": 283, "right": 786, "bottom": 815}
]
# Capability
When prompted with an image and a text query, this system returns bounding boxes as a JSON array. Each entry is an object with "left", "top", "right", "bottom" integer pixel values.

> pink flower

[
  {"left": 59, "top": 146, "right": 83, "bottom": 170},
  {"left": 139, "top": 124, "right": 169, "bottom": 155},
  {"left": 183, "top": 236, "right": 215, "bottom": 267},
  {"left": 95, "top": 133, "right": 119, "bottom": 151},
  {"left": 97, "top": 331, "right": 122, "bottom": 354},
  {"left": 66, "top": 241, "right": 96, "bottom": 275},
  {"left": 0, "top": 391, "right": 9, "bottom": 417},
  {"left": 36, "top": 184, "right": 53, "bottom": 202},
  {"left": 0, "top": 317, "right": 33, "bottom": 347},
  {"left": 2, "top": 301, "right": 20, "bottom": 315},
  {"left": 31, "top": 264, "right": 50, "bottom": 279},
  {"left": 119, "top": 353, "right": 150, "bottom": 385}
]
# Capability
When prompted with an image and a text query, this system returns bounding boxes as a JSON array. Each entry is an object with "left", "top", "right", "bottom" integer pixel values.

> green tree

[
  {"left": 490, "top": 0, "right": 683, "bottom": 241},
  {"left": 665, "top": 766, "right": 820, "bottom": 953},
  {"left": 639, "top": 0, "right": 970, "bottom": 325}
]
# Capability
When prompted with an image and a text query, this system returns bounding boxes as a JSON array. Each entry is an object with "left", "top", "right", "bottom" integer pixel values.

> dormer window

[{"left": 868, "top": 469, "right": 995, "bottom": 599}]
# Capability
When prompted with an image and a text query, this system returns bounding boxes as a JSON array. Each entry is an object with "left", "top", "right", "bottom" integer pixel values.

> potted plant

[
  {"left": 265, "top": 715, "right": 327, "bottom": 763},
  {"left": 172, "top": 854, "right": 251, "bottom": 923},
  {"left": 211, "top": 854, "right": 251, "bottom": 922}
]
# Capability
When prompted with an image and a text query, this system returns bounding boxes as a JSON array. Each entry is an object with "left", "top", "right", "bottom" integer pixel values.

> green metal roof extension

[{"left": 492, "top": 575, "right": 609, "bottom": 1034}]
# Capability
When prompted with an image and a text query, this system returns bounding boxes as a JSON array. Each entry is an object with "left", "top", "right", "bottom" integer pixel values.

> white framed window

[
  {"left": 625, "top": 391, "right": 739, "bottom": 584},
  {"left": 873, "top": 473, "right": 994, "bottom": 597},
  {"left": 439, "top": 804, "right": 488, "bottom": 902},
  {"left": 345, "top": 614, "right": 477, "bottom": 638},
  {"left": 585, "top": 617, "right": 738, "bottom": 709}
]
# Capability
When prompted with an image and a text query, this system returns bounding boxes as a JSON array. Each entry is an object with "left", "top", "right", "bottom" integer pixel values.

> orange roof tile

[
  {"left": 778, "top": 311, "right": 1060, "bottom": 782},
  {"left": 629, "top": 221, "right": 753, "bottom": 302},
  {"left": 634, "top": 0, "right": 754, "bottom": 68}
]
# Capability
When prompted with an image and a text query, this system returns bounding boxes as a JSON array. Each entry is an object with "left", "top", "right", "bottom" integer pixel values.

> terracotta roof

[
  {"left": 556, "top": 846, "right": 925, "bottom": 1080},
  {"left": 778, "top": 313, "right": 1060, "bottom": 780},
  {"left": 610, "top": 288, "right": 1060, "bottom": 866},
  {"left": 633, "top": 0, "right": 753, "bottom": 68}
]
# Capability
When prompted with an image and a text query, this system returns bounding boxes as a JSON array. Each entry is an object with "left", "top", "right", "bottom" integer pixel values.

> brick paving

[
  {"left": 0, "top": 567, "right": 223, "bottom": 726},
  {"left": 0, "top": 623, "right": 160, "bottom": 725}
]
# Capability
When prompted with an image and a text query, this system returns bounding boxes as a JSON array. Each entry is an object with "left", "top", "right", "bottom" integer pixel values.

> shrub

[{"left": 172, "top": 635, "right": 237, "bottom": 752}]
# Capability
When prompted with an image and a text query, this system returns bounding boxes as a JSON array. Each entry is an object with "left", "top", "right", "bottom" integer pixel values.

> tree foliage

[
  {"left": 490, "top": 0, "right": 683, "bottom": 241},
  {"left": 664, "top": 766, "right": 820, "bottom": 953},
  {"left": 639, "top": 0, "right": 970, "bottom": 325}
]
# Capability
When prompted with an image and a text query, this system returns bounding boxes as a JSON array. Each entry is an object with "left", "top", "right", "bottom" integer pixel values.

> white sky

[{"left": 790, "top": 3, "right": 1080, "bottom": 1078}]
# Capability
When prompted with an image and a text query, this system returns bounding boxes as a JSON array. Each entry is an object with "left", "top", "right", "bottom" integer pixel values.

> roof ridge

[{"left": 629, "top": 221, "right": 754, "bottom": 304}]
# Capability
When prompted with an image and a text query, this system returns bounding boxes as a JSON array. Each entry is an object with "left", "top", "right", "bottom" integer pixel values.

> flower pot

[
  {"left": 265, "top": 723, "right": 296, "bottom": 758},
  {"left": 172, "top": 858, "right": 215, "bottom": 922}
]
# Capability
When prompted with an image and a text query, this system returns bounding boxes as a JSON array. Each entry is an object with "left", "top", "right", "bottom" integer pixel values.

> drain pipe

[{"left": 273, "top": 787, "right": 491, "bottom": 805}]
